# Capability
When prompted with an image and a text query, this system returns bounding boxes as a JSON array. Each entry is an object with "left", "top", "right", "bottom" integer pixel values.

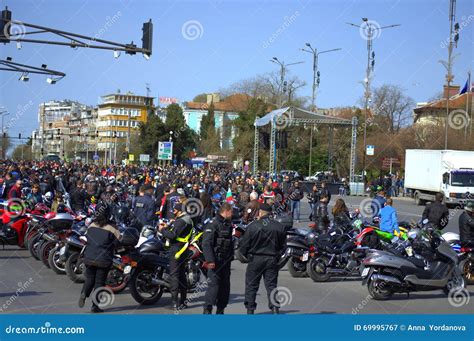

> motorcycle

[
  {"left": 442, "top": 231, "right": 474, "bottom": 284},
  {"left": 361, "top": 225, "right": 464, "bottom": 300},
  {"left": 128, "top": 226, "right": 206, "bottom": 305}
]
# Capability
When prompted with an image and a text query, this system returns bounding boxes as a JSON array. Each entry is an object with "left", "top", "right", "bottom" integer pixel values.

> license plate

[
  {"left": 123, "top": 265, "right": 132, "bottom": 274},
  {"left": 361, "top": 267, "right": 370, "bottom": 278},
  {"left": 302, "top": 251, "right": 309, "bottom": 262}
]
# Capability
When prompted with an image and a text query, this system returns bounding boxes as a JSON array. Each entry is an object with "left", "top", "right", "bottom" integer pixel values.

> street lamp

[
  {"left": 269, "top": 57, "right": 304, "bottom": 108},
  {"left": 300, "top": 44, "right": 341, "bottom": 176},
  {"left": 347, "top": 18, "right": 400, "bottom": 182},
  {"left": 1, "top": 111, "right": 10, "bottom": 159},
  {"left": 268, "top": 57, "right": 304, "bottom": 175},
  {"left": 300, "top": 43, "right": 341, "bottom": 112}
]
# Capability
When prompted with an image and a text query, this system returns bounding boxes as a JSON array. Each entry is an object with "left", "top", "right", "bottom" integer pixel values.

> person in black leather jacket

[
  {"left": 78, "top": 203, "right": 121, "bottom": 313},
  {"left": 422, "top": 193, "right": 449, "bottom": 230},
  {"left": 202, "top": 203, "right": 234, "bottom": 314},
  {"left": 239, "top": 203, "right": 286, "bottom": 314},
  {"left": 459, "top": 200, "right": 474, "bottom": 245}
]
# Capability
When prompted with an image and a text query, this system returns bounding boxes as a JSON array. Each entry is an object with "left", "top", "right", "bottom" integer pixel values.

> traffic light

[
  {"left": 57, "top": 129, "right": 61, "bottom": 135},
  {"left": 0, "top": 7, "right": 12, "bottom": 44},
  {"left": 142, "top": 19, "right": 153, "bottom": 57},
  {"left": 96, "top": 131, "right": 99, "bottom": 138}
]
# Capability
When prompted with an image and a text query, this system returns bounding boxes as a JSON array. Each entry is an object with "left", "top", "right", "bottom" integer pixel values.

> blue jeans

[{"left": 291, "top": 200, "right": 301, "bottom": 221}]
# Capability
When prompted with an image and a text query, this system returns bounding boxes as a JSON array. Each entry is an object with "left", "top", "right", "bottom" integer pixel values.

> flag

[
  {"left": 225, "top": 187, "right": 234, "bottom": 203},
  {"left": 459, "top": 72, "right": 471, "bottom": 95}
]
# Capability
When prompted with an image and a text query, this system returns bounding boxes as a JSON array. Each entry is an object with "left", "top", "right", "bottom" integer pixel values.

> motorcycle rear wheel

[
  {"left": 65, "top": 252, "right": 86, "bottom": 283},
  {"left": 106, "top": 268, "right": 129, "bottom": 293},
  {"left": 287, "top": 258, "right": 307, "bottom": 278},
  {"left": 48, "top": 246, "right": 66, "bottom": 275},
  {"left": 40, "top": 241, "right": 56, "bottom": 268},
  {"left": 28, "top": 234, "right": 43, "bottom": 260},
  {"left": 307, "top": 256, "right": 330, "bottom": 282},
  {"left": 129, "top": 268, "right": 164, "bottom": 305},
  {"left": 368, "top": 276, "right": 394, "bottom": 300}
]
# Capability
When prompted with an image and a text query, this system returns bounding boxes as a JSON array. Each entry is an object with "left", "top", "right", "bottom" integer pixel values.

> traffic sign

[
  {"left": 128, "top": 154, "right": 135, "bottom": 161},
  {"left": 93, "top": 153, "right": 99, "bottom": 161},
  {"left": 366, "top": 145, "right": 375, "bottom": 156},
  {"left": 158, "top": 141, "right": 173, "bottom": 160},
  {"left": 139, "top": 154, "right": 150, "bottom": 162}
]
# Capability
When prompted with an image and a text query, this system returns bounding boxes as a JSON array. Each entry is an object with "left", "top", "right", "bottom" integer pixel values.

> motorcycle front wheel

[
  {"left": 460, "top": 258, "right": 474, "bottom": 285},
  {"left": 129, "top": 268, "right": 164, "bottom": 305}
]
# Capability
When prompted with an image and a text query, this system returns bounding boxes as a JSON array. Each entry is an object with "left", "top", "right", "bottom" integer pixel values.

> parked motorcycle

[{"left": 361, "top": 225, "right": 464, "bottom": 300}]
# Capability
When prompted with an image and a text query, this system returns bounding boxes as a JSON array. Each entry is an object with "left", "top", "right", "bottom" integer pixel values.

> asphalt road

[{"left": 0, "top": 195, "right": 472, "bottom": 315}]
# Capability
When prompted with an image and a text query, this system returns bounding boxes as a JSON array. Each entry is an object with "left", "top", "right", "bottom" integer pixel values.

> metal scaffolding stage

[{"left": 253, "top": 107, "right": 358, "bottom": 181}]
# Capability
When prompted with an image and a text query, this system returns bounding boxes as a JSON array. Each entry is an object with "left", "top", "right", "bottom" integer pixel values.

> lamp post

[
  {"left": 301, "top": 43, "right": 341, "bottom": 176},
  {"left": 347, "top": 18, "right": 400, "bottom": 182},
  {"left": 300, "top": 44, "right": 341, "bottom": 112},
  {"left": 268, "top": 57, "right": 304, "bottom": 174},
  {"left": 1, "top": 111, "right": 10, "bottom": 159}
]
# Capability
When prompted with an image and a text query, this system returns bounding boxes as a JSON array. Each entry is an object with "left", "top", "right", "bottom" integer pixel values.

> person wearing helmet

[
  {"left": 459, "top": 200, "right": 474, "bottom": 246},
  {"left": 78, "top": 203, "right": 120, "bottom": 313},
  {"left": 159, "top": 202, "right": 194, "bottom": 310}
]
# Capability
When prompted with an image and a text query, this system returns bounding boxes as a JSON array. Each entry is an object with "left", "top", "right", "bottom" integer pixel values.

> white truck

[{"left": 405, "top": 149, "right": 474, "bottom": 206}]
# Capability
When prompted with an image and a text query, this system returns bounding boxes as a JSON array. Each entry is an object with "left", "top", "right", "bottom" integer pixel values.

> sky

[{"left": 0, "top": 0, "right": 473, "bottom": 141}]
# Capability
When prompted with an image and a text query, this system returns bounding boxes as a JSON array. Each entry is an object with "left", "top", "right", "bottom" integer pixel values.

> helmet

[
  {"left": 377, "top": 186, "right": 383, "bottom": 191},
  {"left": 465, "top": 200, "right": 474, "bottom": 213},
  {"left": 140, "top": 225, "right": 156, "bottom": 239},
  {"left": 115, "top": 206, "right": 131, "bottom": 224},
  {"left": 44, "top": 192, "right": 53, "bottom": 201}
]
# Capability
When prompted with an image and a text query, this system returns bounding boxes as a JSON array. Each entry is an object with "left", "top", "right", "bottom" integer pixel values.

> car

[
  {"left": 42, "top": 154, "right": 61, "bottom": 162},
  {"left": 304, "top": 171, "right": 327, "bottom": 182},
  {"left": 280, "top": 170, "right": 301, "bottom": 181}
]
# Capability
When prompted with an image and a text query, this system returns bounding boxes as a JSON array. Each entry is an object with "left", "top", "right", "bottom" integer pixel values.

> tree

[
  {"left": 370, "top": 84, "right": 415, "bottom": 133},
  {"left": 200, "top": 103, "right": 215, "bottom": 140},
  {"left": 165, "top": 103, "right": 186, "bottom": 130},
  {"left": 11, "top": 144, "right": 32, "bottom": 160},
  {"left": 193, "top": 93, "right": 208, "bottom": 103}
]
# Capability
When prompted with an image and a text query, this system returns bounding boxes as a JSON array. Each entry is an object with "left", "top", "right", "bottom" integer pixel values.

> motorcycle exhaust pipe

[
  {"left": 371, "top": 273, "right": 402, "bottom": 285},
  {"left": 151, "top": 278, "right": 170, "bottom": 288}
]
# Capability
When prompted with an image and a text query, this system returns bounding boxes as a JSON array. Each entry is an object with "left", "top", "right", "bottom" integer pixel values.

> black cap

[{"left": 259, "top": 203, "right": 272, "bottom": 213}]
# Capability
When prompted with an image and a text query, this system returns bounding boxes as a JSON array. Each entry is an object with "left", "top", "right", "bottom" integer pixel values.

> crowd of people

[{"left": 1, "top": 160, "right": 473, "bottom": 314}]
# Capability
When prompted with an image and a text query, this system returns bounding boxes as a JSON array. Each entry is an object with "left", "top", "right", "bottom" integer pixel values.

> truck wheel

[{"left": 414, "top": 192, "right": 425, "bottom": 206}]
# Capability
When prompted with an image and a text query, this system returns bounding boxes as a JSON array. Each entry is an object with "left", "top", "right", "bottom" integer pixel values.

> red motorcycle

[{"left": 0, "top": 201, "right": 49, "bottom": 249}]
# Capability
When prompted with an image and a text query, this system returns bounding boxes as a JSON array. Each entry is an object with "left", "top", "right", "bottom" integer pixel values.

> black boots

[
  {"left": 216, "top": 308, "right": 225, "bottom": 314},
  {"left": 171, "top": 293, "right": 179, "bottom": 310},
  {"left": 78, "top": 293, "right": 86, "bottom": 308},
  {"left": 271, "top": 307, "right": 280, "bottom": 314},
  {"left": 179, "top": 291, "right": 188, "bottom": 309},
  {"left": 91, "top": 305, "right": 104, "bottom": 313},
  {"left": 247, "top": 309, "right": 255, "bottom": 315},
  {"left": 203, "top": 306, "right": 212, "bottom": 314}
]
